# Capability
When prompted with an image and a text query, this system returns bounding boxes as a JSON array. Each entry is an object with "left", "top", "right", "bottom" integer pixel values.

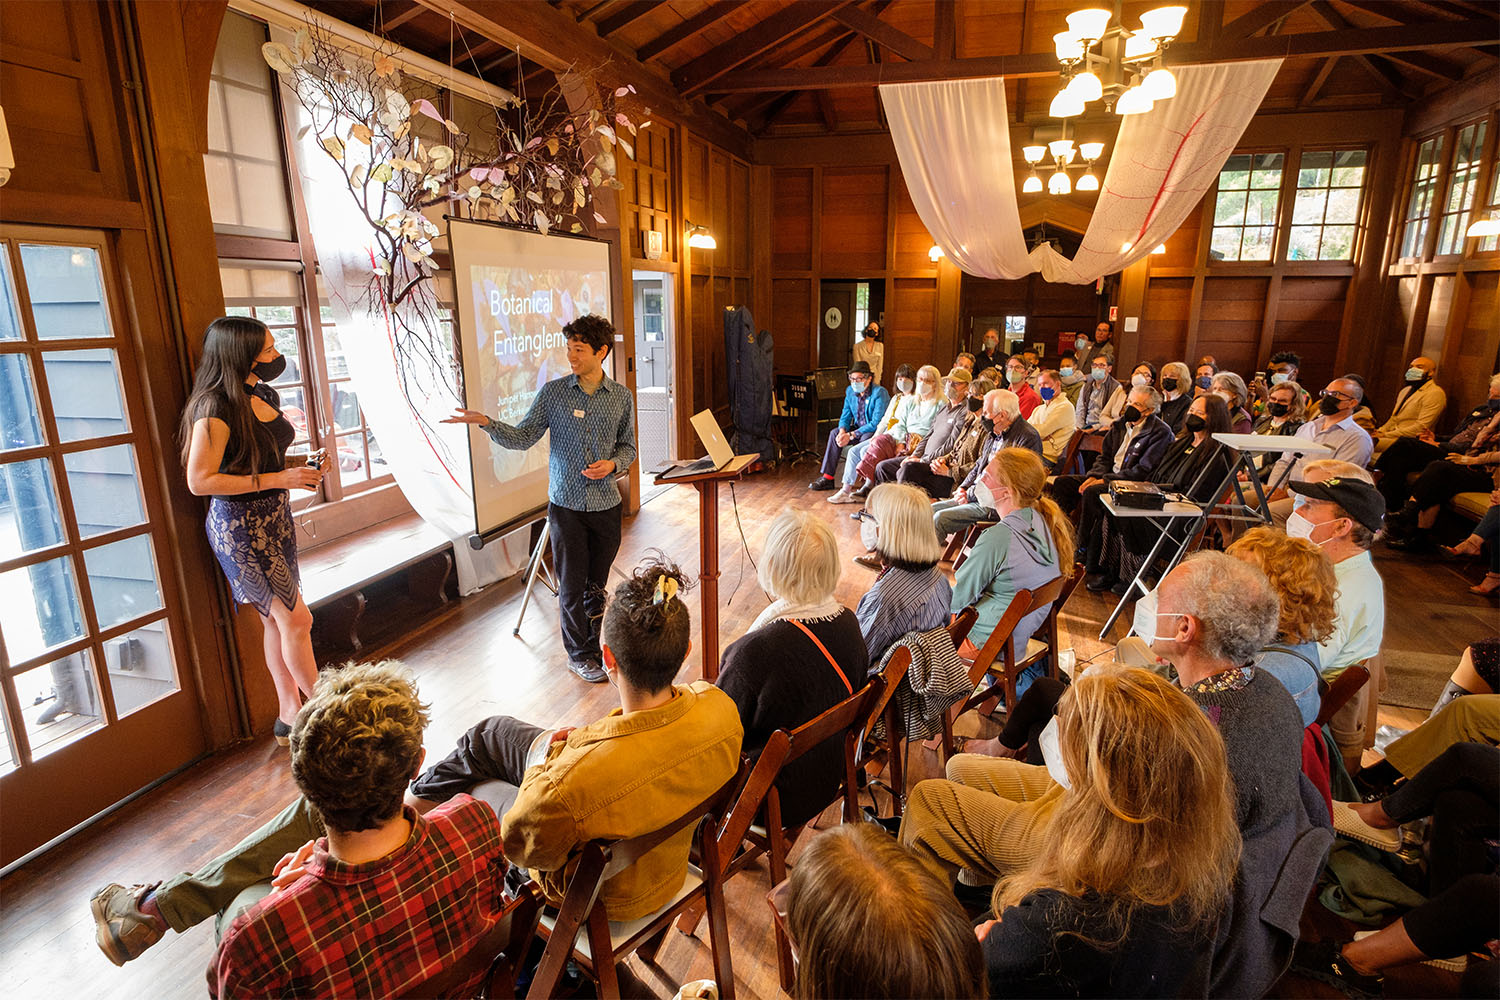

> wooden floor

[{"left": 1, "top": 462, "right": 1493, "bottom": 1000}]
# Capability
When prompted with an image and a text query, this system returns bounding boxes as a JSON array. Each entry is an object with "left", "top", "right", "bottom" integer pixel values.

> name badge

[{"left": 574, "top": 409, "right": 586, "bottom": 418}]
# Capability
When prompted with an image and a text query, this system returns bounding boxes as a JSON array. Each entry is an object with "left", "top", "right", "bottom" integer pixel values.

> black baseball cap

[
  {"left": 849, "top": 360, "right": 874, "bottom": 376},
  {"left": 1288, "top": 477, "right": 1386, "bottom": 533}
]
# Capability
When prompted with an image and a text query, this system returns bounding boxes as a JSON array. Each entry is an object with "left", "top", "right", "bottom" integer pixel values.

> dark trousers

[
  {"left": 410, "top": 714, "right": 544, "bottom": 806},
  {"left": 1050, "top": 473, "right": 1088, "bottom": 514},
  {"left": 548, "top": 501, "right": 622, "bottom": 665},
  {"left": 874, "top": 455, "right": 907, "bottom": 485},
  {"left": 898, "top": 461, "right": 956, "bottom": 500},
  {"left": 1383, "top": 743, "right": 1499, "bottom": 894},
  {"left": 818, "top": 428, "right": 870, "bottom": 478},
  {"left": 998, "top": 677, "right": 1067, "bottom": 765},
  {"left": 1404, "top": 874, "right": 1500, "bottom": 961},
  {"left": 1409, "top": 460, "right": 1492, "bottom": 513},
  {"left": 1375, "top": 437, "right": 1444, "bottom": 511}
]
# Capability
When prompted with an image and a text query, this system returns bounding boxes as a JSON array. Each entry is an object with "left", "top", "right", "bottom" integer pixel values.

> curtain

[{"left": 880, "top": 59, "right": 1283, "bottom": 283}]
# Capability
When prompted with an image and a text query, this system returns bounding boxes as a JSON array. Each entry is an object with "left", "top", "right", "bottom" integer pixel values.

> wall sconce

[
  {"left": 1466, "top": 213, "right": 1500, "bottom": 238},
  {"left": 686, "top": 222, "right": 717, "bottom": 249},
  {"left": 1152, "top": 243, "right": 1167, "bottom": 254},
  {"left": 928, "top": 244, "right": 946, "bottom": 262}
]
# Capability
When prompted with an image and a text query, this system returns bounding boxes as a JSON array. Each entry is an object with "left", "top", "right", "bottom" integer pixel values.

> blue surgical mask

[
  {"left": 1271, "top": 372, "right": 1290, "bottom": 385},
  {"left": 1195, "top": 375, "right": 1212, "bottom": 390},
  {"left": 1059, "top": 366, "right": 1075, "bottom": 378},
  {"left": 1040, "top": 386, "right": 1056, "bottom": 401},
  {"left": 1075, "top": 337, "right": 1089, "bottom": 352},
  {"left": 1090, "top": 368, "right": 1108, "bottom": 381},
  {"left": 1405, "top": 367, "right": 1427, "bottom": 383}
]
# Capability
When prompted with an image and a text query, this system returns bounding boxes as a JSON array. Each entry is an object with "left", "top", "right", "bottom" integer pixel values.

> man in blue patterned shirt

[{"left": 446, "top": 315, "right": 636, "bottom": 683}]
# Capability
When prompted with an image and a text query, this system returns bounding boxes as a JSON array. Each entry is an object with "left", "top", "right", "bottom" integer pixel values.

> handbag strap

[
  {"left": 786, "top": 618, "right": 854, "bottom": 695},
  {"left": 1261, "top": 643, "right": 1320, "bottom": 673}
]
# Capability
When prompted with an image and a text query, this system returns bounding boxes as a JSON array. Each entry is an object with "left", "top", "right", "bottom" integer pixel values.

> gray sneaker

[
  {"left": 568, "top": 660, "right": 608, "bottom": 683},
  {"left": 91, "top": 882, "right": 165, "bottom": 966}
]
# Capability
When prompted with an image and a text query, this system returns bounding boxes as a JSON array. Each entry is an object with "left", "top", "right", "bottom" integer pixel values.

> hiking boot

[{"left": 91, "top": 882, "right": 165, "bottom": 966}]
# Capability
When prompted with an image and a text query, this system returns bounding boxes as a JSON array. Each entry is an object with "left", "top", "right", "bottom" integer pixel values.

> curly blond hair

[{"left": 1225, "top": 526, "right": 1338, "bottom": 646}]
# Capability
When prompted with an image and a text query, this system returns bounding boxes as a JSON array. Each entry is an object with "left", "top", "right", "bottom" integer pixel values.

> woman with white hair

[
  {"left": 716, "top": 510, "right": 868, "bottom": 826},
  {"left": 1210, "top": 371, "right": 1255, "bottom": 434},
  {"left": 855, "top": 484, "right": 952, "bottom": 667},
  {"left": 833, "top": 364, "right": 946, "bottom": 504},
  {"left": 1158, "top": 361, "right": 1194, "bottom": 433}
]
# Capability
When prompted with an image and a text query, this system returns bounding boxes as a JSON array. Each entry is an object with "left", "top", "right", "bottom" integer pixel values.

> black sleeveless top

[{"left": 209, "top": 381, "right": 295, "bottom": 501}]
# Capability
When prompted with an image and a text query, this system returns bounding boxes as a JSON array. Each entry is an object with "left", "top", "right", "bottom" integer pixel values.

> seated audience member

[
  {"left": 1029, "top": 368, "right": 1076, "bottom": 466},
  {"left": 1248, "top": 350, "right": 1302, "bottom": 418},
  {"left": 92, "top": 662, "right": 510, "bottom": 996},
  {"left": 1385, "top": 405, "right": 1499, "bottom": 552},
  {"left": 932, "top": 389, "right": 1043, "bottom": 542},
  {"left": 978, "top": 667, "right": 1241, "bottom": 999},
  {"left": 951, "top": 448, "right": 1075, "bottom": 658},
  {"left": 1426, "top": 638, "right": 1500, "bottom": 718},
  {"left": 408, "top": 560, "right": 743, "bottom": 921},
  {"left": 854, "top": 485, "right": 952, "bottom": 655},
  {"left": 1003, "top": 355, "right": 1042, "bottom": 418},
  {"left": 1051, "top": 386, "right": 1173, "bottom": 557},
  {"left": 1352, "top": 694, "right": 1500, "bottom": 801},
  {"left": 975, "top": 327, "right": 1007, "bottom": 370},
  {"left": 1209, "top": 371, "right": 1255, "bottom": 434},
  {"left": 1286, "top": 471, "right": 1387, "bottom": 770},
  {"left": 1194, "top": 357, "right": 1219, "bottom": 395},
  {"left": 897, "top": 376, "right": 992, "bottom": 499},
  {"left": 1076, "top": 320, "right": 1116, "bottom": 372},
  {"left": 1375, "top": 373, "right": 1500, "bottom": 512},
  {"left": 828, "top": 363, "right": 915, "bottom": 502},
  {"left": 718, "top": 512, "right": 868, "bottom": 829},
  {"left": 954, "top": 351, "right": 976, "bottom": 372},
  {"left": 1095, "top": 362, "right": 1158, "bottom": 431},
  {"left": 1251, "top": 378, "right": 1308, "bottom": 476},
  {"left": 831, "top": 364, "right": 942, "bottom": 504},
  {"left": 874, "top": 367, "right": 971, "bottom": 488},
  {"left": 1299, "top": 745, "right": 1499, "bottom": 998},
  {"left": 1057, "top": 349, "right": 1086, "bottom": 403},
  {"left": 1345, "top": 372, "right": 1379, "bottom": 433},
  {"left": 1158, "top": 361, "right": 1194, "bottom": 432},
  {"left": 1225, "top": 527, "right": 1338, "bottom": 728},
  {"left": 1262, "top": 378, "right": 1374, "bottom": 522},
  {"left": 1085, "top": 394, "right": 1233, "bottom": 595},
  {"left": 854, "top": 320, "right": 884, "bottom": 383},
  {"left": 1445, "top": 492, "right": 1500, "bottom": 595},
  {"left": 1372, "top": 355, "right": 1446, "bottom": 458},
  {"left": 781, "top": 822, "right": 984, "bottom": 1000},
  {"left": 809, "top": 359, "right": 890, "bottom": 492},
  {"left": 1074, "top": 354, "right": 1123, "bottom": 430}
]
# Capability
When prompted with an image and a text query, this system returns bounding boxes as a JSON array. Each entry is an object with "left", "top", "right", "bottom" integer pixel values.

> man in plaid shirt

[{"left": 206, "top": 662, "right": 509, "bottom": 998}]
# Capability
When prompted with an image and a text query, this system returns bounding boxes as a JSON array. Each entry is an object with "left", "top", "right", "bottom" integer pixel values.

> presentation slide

[{"left": 448, "top": 218, "right": 612, "bottom": 539}]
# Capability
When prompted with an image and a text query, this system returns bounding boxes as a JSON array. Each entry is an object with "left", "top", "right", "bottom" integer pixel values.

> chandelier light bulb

[
  {"left": 1142, "top": 67, "right": 1177, "bottom": 100},
  {"left": 1065, "top": 8, "right": 1111, "bottom": 42},
  {"left": 1066, "top": 70, "right": 1104, "bottom": 103},
  {"left": 1123, "top": 31, "right": 1157, "bottom": 60},
  {"left": 1078, "top": 141, "right": 1105, "bottom": 162},
  {"left": 1139, "top": 5, "right": 1188, "bottom": 41},
  {"left": 1050, "top": 87, "right": 1086, "bottom": 118},
  {"left": 1022, "top": 172, "right": 1044, "bottom": 194},
  {"left": 1076, "top": 171, "right": 1099, "bottom": 191},
  {"left": 1048, "top": 170, "right": 1072, "bottom": 195},
  {"left": 1053, "top": 30, "right": 1085, "bottom": 62},
  {"left": 1022, "top": 144, "right": 1047, "bottom": 165},
  {"left": 1048, "top": 138, "right": 1076, "bottom": 161},
  {"left": 1115, "top": 85, "right": 1154, "bottom": 115}
]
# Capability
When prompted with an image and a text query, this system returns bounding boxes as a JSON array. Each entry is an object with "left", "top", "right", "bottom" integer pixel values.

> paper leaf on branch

[
  {"left": 545, "top": 174, "right": 562, "bottom": 191},
  {"left": 292, "top": 29, "right": 310, "bottom": 62},
  {"left": 401, "top": 243, "right": 429, "bottom": 265},
  {"left": 593, "top": 212, "right": 608, "bottom": 224},
  {"left": 596, "top": 125, "right": 616, "bottom": 145},
  {"left": 370, "top": 162, "right": 393, "bottom": 184},
  {"left": 467, "top": 185, "right": 483, "bottom": 201},
  {"left": 573, "top": 184, "right": 585, "bottom": 208},
  {"left": 617, "top": 138, "right": 634, "bottom": 160},
  {"left": 321, "top": 136, "right": 346, "bottom": 162},
  {"left": 534, "top": 211, "right": 550, "bottom": 235},
  {"left": 444, "top": 119, "right": 462, "bottom": 135},
  {"left": 349, "top": 123, "right": 373, "bottom": 144},
  {"left": 429, "top": 144, "right": 454, "bottom": 170},
  {"left": 384, "top": 90, "right": 411, "bottom": 121},
  {"left": 262, "top": 42, "right": 298, "bottom": 74},
  {"left": 469, "top": 167, "right": 489, "bottom": 182},
  {"left": 571, "top": 223, "right": 583, "bottom": 232},
  {"left": 373, "top": 54, "right": 396, "bottom": 77},
  {"left": 350, "top": 163, "right": 368, "bottom": 185},
  {"left": 526, "top": 190, "right": 544, "bottom": 204},
  {"left": 546, "top": 138, "right": 559, "bottom": 156},
  {"left": 394, "top": 120, "right": 411, "bottom": 141},
  {"left": 414, "top": 98, "right": 444, "bottom": 123},
  {"left": 296, "top": 124, "right": 312, "bottom": 141},
  {"left": 615, "top": 86, "right": 630, "bottom": 97}
]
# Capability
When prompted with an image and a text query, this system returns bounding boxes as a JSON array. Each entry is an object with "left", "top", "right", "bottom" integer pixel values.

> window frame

[
  {"left": 1397, "top": 133, "right": 1450, "bottom": 263},
  {"left": 1286, "top": 146, "right": 1369, "bottom": 263},
  {"left": 1207, "top": 149, "right": 1288, "bottom": 265},
  {"left": 1434, "top": 117, "right": 1490, "bottom": 259}
]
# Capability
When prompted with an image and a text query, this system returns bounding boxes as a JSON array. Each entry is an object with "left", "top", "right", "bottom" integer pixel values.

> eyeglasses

[
  {"left": 852, "top": 509, "right": 878, "bottom": 525},
  {"left": 1319, "top": 389, "right": 1355, "bottom": 402}
]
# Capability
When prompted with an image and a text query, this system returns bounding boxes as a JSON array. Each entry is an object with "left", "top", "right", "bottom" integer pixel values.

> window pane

[
  {"left": 1331, "top": 150, "right": 1367, "bottom": 186},
  {"left": 1325, "top": 187, "right": 1361, "bottom": 225},
  {"left": 1210, "top": 227, "right": 1242, "bottom": 260},
  {"left": 0, "top": 554, "right": 86, "bottom": 663},
  {"left": 1215, "top": 190, "right": 1247, "bottom": 225},
  {"left": 1287, "top": 226, "right": 1322, "bottom": 261},
  {"left": 15, "top": 651, "right": 104, "bottom": 761},
  {"left": 104, "top": 619, "right": 179, "bottom": 719},
  {"left": 63, "top": 445, "right": 146, "bottom": 538},
  {"left": 269, "top": 324, "right": 304, "bottom": 384},
  {"left": 18, "top": 245, "right": 111, "bottom": 340},
  {"left": 1298, "top": 151, "right": 1332, "bottom": 188},
  {"left": 41, "top": 349, "right": 128, "bottom": 441},
  {"left": 276, "top": 386, "right": 309, "bottom": 440},
  {"left": 1, "top": 354, "right": 45, "bottom": 451},
  {"left": 336, "top": 432, "right": 369, "bottom": 484},
  {"left": 1242, "top": 227, "right": 1276, "bottom": 261},
  {"left": 1219, "top": 155, "right": 1251, "bottom": 190},
  {"left": 1247, "top": 189, "right": 1280, "bottom": 226},
  {"left": 367, "top": 428, "right": 387, "bottom": 479},
  {"left": 83, "top": 535, "right": 163, "bottom": 631},
  {"left": 331, "top": 383, "right": 361, "bottom": 433},
  {"left": 322, "top": 325, "right": 350, "bottom": 378},
  {"left": 0, "top": 458, "right": 65, "bottom": 556},
  {"left": 1319, "top": 226, "right": 1356, "bottom": 260},
  {"left": 1250, "top": 153, "right": 1283, "bottom": 189},
  {"left": 0, "top": 249, "right": 23, "bottom": 342},
  {"left": 1293, "top": 189, "right": 1327, "bottom": 225}
]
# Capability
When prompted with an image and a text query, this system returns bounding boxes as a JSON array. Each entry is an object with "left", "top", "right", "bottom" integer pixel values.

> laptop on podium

[{"left": 659, "top": 409, "right": 735, "bottom": 480}]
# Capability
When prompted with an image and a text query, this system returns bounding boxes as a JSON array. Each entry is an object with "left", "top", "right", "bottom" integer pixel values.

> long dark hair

[{"left": 178, "top": 316, "right": 268, "bottom": 476}]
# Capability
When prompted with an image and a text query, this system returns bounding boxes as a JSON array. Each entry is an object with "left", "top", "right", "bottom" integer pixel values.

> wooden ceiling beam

[
  {"left": 636, "top": 1, "right": 745, "bottom": 62},
  {"left": 1300, "top": 55, "right": 1340, "bottom": 106},
  {"left": 1221, "top": 1, "right": 1312, "bottom": 38},
  {"left": 933, "top": 0, "right": 957, "bottom": 59},
  {"left": 408, "top": 0, "right": 753, "bottom": 158},
  {"left": 377, "top": 0, "right": 428, "bottom": 33},
  {"left": 1381, "top": 49, "right": 1466, "bottom": 80},
  {"left": 594, "top": 0, "right": 658, "bottom": 37},
  {"left": 672, "top": 0, "right": 853, "bottom": 97},
  {"left": 828, "top": 6, "right": 932, "bottom": 62},
  {"left": 709, "top": 17, "right": 1500, "bottom": 92},
  {"left": 1197, "top": 0, "right": 1226, "bottom": 42},
  {"left": 748, "top": 27, "right": 866, "bottom": 134},
  {"left": 1309, "top": 0, "right": 1416, "bottom": 98}
]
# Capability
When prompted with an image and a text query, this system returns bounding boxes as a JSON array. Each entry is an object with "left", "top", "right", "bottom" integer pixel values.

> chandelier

[
  {"left": 1021, "top": 137, "right": 1105, "bottom": 196},
  {"left": 1050, "top": 5, "right": 1187, "bottom": 118}
]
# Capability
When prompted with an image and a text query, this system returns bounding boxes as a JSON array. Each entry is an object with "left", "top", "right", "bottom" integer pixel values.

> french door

[{"left": 0, "top": 225, "right": 205, "bottom": 866}]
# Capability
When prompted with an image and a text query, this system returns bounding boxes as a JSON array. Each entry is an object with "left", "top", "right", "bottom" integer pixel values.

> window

[
  {"left": 853, "top": 282, "right": 870, "bottom": 333},
  {"left": 1437, "top": 120, "right": 1489, "bottom": 256},
  {"left": 1479, "top": 162, "right": 1500, "bottom": 254},
  {"left": 1288, "top": 150, "right": 1366, "bottom": 261},
  {"left": 1210, "top": 153, "right": 1283, "bottom": 261},
  {"left": 316, "top": 281, "right": 389, "bottom": 490},
  {"left": 204, "top": 12, "right": 294, "bottom": 239},
  {"left": 1399, "top": 135, "right": 1447, "bottom": 260}
]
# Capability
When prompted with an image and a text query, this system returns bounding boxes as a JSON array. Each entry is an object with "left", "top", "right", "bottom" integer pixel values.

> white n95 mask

[
  {"left": 859, "top": 518, "right": 879, "bottom": 552},
  {"left": 973, "top": 480, "right": 996, "bottom": 510}
]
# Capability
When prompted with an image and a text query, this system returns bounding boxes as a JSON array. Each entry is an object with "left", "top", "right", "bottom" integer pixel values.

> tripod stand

[{"left": 512, "top": 519, "right": 558, "bottom": 636}]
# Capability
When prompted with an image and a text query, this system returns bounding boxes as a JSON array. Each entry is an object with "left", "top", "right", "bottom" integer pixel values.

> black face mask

[
  {"left": 252, "top": 354, "right": 287, "bottom": 382},
  {"left": 1161, "top": 377, "right": 1179, "bottom": 392},
  {"left": 865, "top": 329, "right": 881, "bottom": 341},
  {"left": 1486, "top": 398, "right": 1500, "bottom": 411},
  {"left": 1318, "top": 395, "right": 1342, "bottom": 416},
  {"left": 1184, "top": 414, "right": 1207, "bottom": 433},
  {"left": 1269, "top": 401, "right": 1291, "bottom": 417},
  {"left": 981, "top": 416, "right": 996, "bottom": 434},
  {"left": 968, "top": 397, "right": 983, "bottom": 412},
  {"left": 1122, "top": 404, "right": 1143, "bottom": 424}
]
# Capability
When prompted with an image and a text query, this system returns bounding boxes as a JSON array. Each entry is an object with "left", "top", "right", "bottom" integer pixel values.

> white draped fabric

[
  {"left": 286, "top": 97, "right": 528, "bottom": 594},
  {"left": 880, "top": 60, "right": 1283, "bottom": 283}
]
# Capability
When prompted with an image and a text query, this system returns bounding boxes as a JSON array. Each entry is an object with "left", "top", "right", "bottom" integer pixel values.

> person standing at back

[
  {"left": 445, "top": 315, "right": 636, "bottom": 684},
  {"left": 854, "top": 320, "right": 885, "bottom": 384}
]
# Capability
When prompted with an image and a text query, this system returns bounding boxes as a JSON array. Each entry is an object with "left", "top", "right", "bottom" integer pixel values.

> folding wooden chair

[
  {"left": 397, "top": 883, "right": 541, "bottom": 1000},
  {"left": 1053, "top": 429, "right": 1088, "bottom": 477},
  {"left": 526, "top": 782, "right": 739, "bottom": 1000},
  {"left": 860, "top": 645, "right": 912, "bottom": 817},
  {"left": 1316, "top": 661, "right": 1370, "bottom": 727},
  {"left": 951, "top": 519, "right": 998, "bottom": 572},
  {"left": 937, "top": 588, "right": 1033, "bottom": 761}
]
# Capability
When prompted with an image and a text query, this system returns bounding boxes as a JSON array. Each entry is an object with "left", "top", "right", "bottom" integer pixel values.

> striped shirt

[
  {"left": 482, "top": 373, "right": 637, "bottom": 511},
  {"left": 856, "top": 564, "right": 953, "bottom": 669}
]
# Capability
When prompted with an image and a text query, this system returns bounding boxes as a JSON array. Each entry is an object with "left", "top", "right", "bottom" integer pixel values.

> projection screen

[{"left": 449, "top": 218, "right": 613, "bottom": 540}]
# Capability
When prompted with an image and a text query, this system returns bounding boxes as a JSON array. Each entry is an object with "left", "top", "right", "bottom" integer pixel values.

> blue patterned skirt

[{"left": 206, "top": 492, "right": 300, "bottom": 616}]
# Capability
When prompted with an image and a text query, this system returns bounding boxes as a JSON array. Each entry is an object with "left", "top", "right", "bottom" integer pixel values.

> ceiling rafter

[
  {"left": 749, "top": 17, "right": 873, "bottom": 134},
  {"left": 828, "top": 5, "right": 933, "bottom": 62},
  {"left": 375, "top": 0, "right": 428, "bottom": 33},
  {"left": 636, "top": 1, "right": 746, "bottom": 62},
  {"left": 933, "top": 0, "right": 957, "bottom": 59},
  {"left": 1309, "top": 0, "right": 1416, "bottom": 98},
  {"left": 1300, "top": 55, "right": 1341, "bottom": 106},
  {"left": 672, "top": 0, "right": 853, "bottom": 97},
  {"left": 1221, "top": 1, "right": 1313, "bottom": 38},
  {"left": 594, "top": 1, "right": 657, "bottom": 37}
]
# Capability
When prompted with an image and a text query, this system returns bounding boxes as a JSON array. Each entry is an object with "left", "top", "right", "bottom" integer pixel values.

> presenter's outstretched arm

[{"left": 443, "top": 391, "right": 550, "bottom": 450}]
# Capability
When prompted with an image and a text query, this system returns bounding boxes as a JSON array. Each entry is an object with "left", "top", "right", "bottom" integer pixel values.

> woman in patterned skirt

[{"left": 180, "top": 317, "right": 324, "bottom": 744}]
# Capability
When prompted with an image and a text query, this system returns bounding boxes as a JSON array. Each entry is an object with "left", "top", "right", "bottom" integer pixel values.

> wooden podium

[{"left": 654, "top": 453, "right": 758, "bottom": 681}]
